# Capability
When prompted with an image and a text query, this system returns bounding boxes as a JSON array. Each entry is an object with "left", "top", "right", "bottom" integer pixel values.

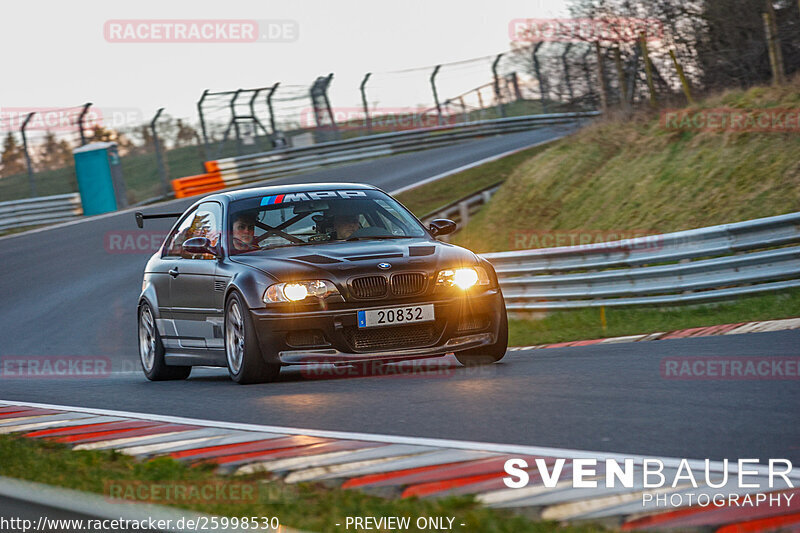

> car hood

[{"left": 229, "top": 238, "right": 480, "bottom": 281}]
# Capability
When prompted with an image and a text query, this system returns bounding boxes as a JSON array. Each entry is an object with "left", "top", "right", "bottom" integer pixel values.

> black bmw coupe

[{"left": 136, "top": 183, "right": 507, "bottom": 384}]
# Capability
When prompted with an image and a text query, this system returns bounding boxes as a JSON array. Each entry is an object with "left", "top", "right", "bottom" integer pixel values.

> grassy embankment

[{"left": 397, "top": 80, "right": 800, "bottom": 345}]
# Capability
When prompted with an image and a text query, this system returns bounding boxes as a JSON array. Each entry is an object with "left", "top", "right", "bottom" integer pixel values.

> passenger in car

[{"left": 232, "top": 213, "right": 259, "bottom": 251}]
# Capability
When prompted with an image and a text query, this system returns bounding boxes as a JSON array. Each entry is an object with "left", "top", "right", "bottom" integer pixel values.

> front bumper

[{"left": 249, "top": 288, "right": 504, "bottom": 365}]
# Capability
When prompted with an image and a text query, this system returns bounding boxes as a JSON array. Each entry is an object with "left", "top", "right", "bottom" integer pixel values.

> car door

[{"left": 164, "top": 201, "right": 224, "bottom": 349}]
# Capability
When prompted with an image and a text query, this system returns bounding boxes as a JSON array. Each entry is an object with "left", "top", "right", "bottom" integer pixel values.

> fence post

[
  {"left": 197, "top": 89, "right": 210, "bottom": 161},
  {"left": 310, "top": 77, "right": 325, "bottom": 129},
  {"left": 669, "top": 50, "right": 694, "bottom": 105},
  {"left": 613, "top": 47, "right": 630, "bottom": 112},
  {"left": 510, "top": 72, "right": 522, "bottom": 102},
  {"left": 594, "top": 43, "right": 609, "bottom": 113},
  {"left": 562, "top": 43, "right": 575, "bottom": 104},
  {"left": 230, "top": 89, "right": 244, "bottom": 156},
  {"left": 430, "top": 65, "right": 443, "bottom": 125},
  {"left": 248, "top": 88, "right": 270, "bottom": 146},
  {"left": 492, "top": 53, "right": 505, "bottom": 118},
  {"left": 533, "top": 43, "right": 549, "bottom": 113},
  {"left": 763, "top": 3, "right": 785, "bottom": 85},
  {"left": 266, "top": 82, "right": 280, "bottom": 144},
  {"left": 639, "top": 33, "right": 658, "bottom": 108},
  {"left": 150, "top": 108, "right": 169, "bottom": 197},
  {"left": 458, "top": 201, "right": 470, "bottom": 226},
  {"left": 322, "top": 73, "right": 338, "bottom": 137},
  {"left": 360, "top": 72, "right": 372, "bottom": 133},
  {"left": 581, "top": 46, "right": 596, "bottom": 105},
  {"left": 20, "top": 112, "right": 36, "bottom": 197},
  {"left": 77, "top": 102, "right": 92, "bottom": 146}
]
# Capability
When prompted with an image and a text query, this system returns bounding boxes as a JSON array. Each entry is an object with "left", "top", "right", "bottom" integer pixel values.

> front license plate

[{"left": 357, "top": 304, "right": 435, "bottom": 328}]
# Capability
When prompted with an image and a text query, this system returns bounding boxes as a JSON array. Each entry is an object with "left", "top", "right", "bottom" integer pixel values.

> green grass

[
  {"left": 509, "top": 279, "right": 800, "bottom": 347},
  {"left": 0, "top": 434, "right": 607, "bottom": 533},
  {"left": 453, "top": 79, "right": 800, "bottom": 253},
  {"left": 395, "top": 143, "right": 555, "bottom": 217}
]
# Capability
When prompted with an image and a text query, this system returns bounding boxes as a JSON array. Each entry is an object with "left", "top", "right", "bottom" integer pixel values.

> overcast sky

[{"left": 2, "top": 0, "right": 569, "bottom": 129}]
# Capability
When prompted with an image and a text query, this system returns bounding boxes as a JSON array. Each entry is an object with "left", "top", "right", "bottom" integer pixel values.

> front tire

[
  {"left": 225, "top": 292, "right": 280, "bottom": 384},
  {"left": 454, "top": 305, "right": 508, "bottom": 367},
  {"left": 138, "top": 303, "right": 191, "bottom": 381}
]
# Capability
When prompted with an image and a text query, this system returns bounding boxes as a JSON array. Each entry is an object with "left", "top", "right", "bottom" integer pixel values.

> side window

[
  {"left": 163, "top": 209, "right": 198, "bottom": 258},
  {"left": 163, "top": 203, "right": 222, "bottom": 259}
]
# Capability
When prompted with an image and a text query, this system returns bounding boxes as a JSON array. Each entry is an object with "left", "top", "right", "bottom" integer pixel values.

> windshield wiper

[
  {"left": 261, "top": 241, "right": 320, "bottom": 250},
  {"left": 345, "top": 235, "right": 413, "bottom": 241}
]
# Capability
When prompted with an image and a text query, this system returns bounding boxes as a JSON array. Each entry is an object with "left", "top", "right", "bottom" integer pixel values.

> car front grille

[
  {"left": 350, "top": 276, "right": 388, "bottom": 299},
  {"left": 344, "top": 323, "right": 438, "bottom": 352},
  {"left": 391, "top": 273, "right": 426, "bottom": 296},
  {"left": 457, "top": 313, "right": 490, "bottom": 332}
]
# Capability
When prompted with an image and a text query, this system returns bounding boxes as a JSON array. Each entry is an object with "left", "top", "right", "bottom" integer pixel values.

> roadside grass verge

[
  {"left": 508, "top": 287, "right": 800, "bottom": 346},
  {"left": 0, "top": 434, "right": 607, "bottom": 533},
  {"left": 394, "top": 142, "right": 556, "bottom": 217},
  {"left": 453, "top": 79, "right": 800, "bottom": 253}
]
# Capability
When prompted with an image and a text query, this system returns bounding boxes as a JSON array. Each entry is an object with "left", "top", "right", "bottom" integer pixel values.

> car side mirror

[
  {"left": 429, "top": 219, "right": 457, "bottom": 237},
  {"left": 182, "top": 237, "right": 217, "bottom": 256}
]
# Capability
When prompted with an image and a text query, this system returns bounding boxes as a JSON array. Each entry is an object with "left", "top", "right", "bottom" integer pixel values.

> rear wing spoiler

[{"left": 134, "top": 211, "right": 183, "bottom": 229}]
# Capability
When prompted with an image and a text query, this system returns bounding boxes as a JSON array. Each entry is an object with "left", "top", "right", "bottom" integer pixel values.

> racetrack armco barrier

[
  {"left": 483, "top": 211, "right": 800, "bottom": 310},
  {"left": 0, "top": 193, "right": 82, "bottom": 232}
]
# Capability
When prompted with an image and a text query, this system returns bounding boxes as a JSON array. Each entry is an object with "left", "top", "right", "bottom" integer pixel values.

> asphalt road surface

[{"left": 1, "top": 331, "right": 797, "bottom": 463}]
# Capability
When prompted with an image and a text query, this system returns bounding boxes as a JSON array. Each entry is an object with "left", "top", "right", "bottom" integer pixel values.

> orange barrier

[{"left": 171, "top": 172, "right": 224, "bottom": 199}]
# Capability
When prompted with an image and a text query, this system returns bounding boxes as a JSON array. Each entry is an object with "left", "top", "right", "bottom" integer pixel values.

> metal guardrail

[
  {"left": 420, "top": 182, "right": 503, "bottom": 236},
  {"left": 0, "top": 193, "right": 83, "bottom": 232},
  {"left": 173, "top": 112, "right": 598, "bottom": 198},
  {"left": 482, "top": 212, "right": 800, "bottom": 309}
]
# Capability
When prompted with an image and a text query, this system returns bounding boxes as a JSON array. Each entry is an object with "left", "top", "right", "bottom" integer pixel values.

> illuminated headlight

[
  {"left": 436, "top": 267, "right": 490, "bottom": 289},
  {"left": 264, "top": 280, "right": 340, "bottom": 303}
]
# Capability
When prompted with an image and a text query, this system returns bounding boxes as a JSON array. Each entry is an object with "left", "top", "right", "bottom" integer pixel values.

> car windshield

[{"left": 227, "top": 188, "right": 427, "bottom": 255}]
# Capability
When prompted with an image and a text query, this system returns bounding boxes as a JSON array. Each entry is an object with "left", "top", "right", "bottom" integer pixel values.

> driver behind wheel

[
  {"left": 315, "top": 203, "right": 363, "bottom": 240},
  {"left": 232, "top": 212, "right": 259, "bottom": 251},
  {"left": 333, "top": 212, "right": 360, "bottom": 240}
]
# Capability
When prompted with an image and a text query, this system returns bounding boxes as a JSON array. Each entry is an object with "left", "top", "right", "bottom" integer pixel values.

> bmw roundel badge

[{"left": 377, "top": 262, "right": 392, "bottom": 270}]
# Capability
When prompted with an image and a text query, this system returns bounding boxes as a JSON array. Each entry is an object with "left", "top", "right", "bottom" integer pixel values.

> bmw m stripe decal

[
  {"left": 260, "top": 194, "right": 285, "bottom": 206},
  {"left": 260, "top": 190, "right": 368, "bottom": 206}
]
